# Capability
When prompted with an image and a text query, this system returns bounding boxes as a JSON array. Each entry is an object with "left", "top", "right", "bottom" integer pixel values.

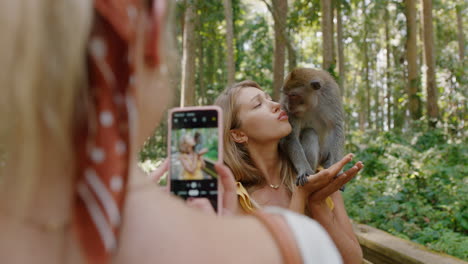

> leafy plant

[{"left": 344, "top": 127, "right": 468, "bottom": 260}]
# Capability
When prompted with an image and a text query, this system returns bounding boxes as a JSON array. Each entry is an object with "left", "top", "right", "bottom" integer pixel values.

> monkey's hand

[{"left": 296, "top": 170, "right": 313, "bottom": 186}]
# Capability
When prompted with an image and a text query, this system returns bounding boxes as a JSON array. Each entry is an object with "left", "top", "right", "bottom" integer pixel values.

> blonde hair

[
  {"left": 0, "top": 0, "right": 92, "bottom": 213},
  {"left": 179, "top": 134, "right": 195, "bottom": 154},
  {"left": 214, "top": 81, "right": 296, "bottom": 193}
]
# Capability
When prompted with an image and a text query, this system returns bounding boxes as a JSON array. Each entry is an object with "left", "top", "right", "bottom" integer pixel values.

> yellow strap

[
  {"left": 325, "top": 196, "right": 335, "bottom": 211},
  {"left": 236, "top": 182, "right": 256, "bottom": 213}
]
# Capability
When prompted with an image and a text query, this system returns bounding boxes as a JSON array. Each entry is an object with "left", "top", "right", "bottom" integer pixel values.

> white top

[{"left": 265, "top": 207, "right": 343, "bottom": 264}]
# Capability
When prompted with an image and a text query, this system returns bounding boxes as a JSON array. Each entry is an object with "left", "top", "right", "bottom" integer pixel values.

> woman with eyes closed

[{"left": 215, "top": 80, "right": 364, "bottom": 264}]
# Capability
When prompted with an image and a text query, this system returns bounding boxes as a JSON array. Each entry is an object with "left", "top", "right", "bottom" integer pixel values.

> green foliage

[
  {"left": 344, "top": 127, "right": 468, "bottom": 260},
  {"left": 142, "top": 0, "right": 467, "bottom": 259},
  {"left": 139, "top": 119, "right": 168, "bottom": 162},
  {"left": 236, "top": 14, "right": 274, "bottom": 93}
]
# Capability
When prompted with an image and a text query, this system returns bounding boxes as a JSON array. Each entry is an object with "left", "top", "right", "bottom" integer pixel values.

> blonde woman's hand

[
  {"left": 186, "top": 162, "right": 238, "bottom": 216},
  {"left": 296, "top": 154, "right": 363, "bottom": 200},
  {"left": 150, "top": 159, "right": 169, "bottom": 181}
]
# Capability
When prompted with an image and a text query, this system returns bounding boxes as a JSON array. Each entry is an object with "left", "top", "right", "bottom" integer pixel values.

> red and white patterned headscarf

[{"left": 73, "top": 1, "right": 162, "bottom": 263}]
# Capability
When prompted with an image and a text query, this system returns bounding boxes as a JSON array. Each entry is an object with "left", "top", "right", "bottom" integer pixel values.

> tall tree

[
  {"left": 422, "top": 0, "right": 438, "bottom": 125},
  {"left": 321, "top": 0, "right": 334, "bottom": 71},
  {"left": 196, "top": 17, "right": 206, "bottom": 105},
  {"left": 271, "top": 0, "right": 287, "bottom": 100},
  {"left": 180, "top": 1, "right": 197, "bottom": 107},
  {"left": 331, "top": 0, "right": 336, "bottom": 66},
  {"left": 404, "top": 0, "right": 422, "bottom": 120},
  {"left": 362, "top": 2, "right": 371, "bottom": 128},
  {"left": 262, "top": 0, "right": 297, "bottom": 73},
  {"left": 223, "top": 0, "right": 236, "bottom": 86},
  {"left": 336, "top": 0, "right": 345, "bottom": 95},
  {"left": 385, "top": 4, "right": 392, "bottom": 130},
  {"left": 456, "top": 5, "right": 465, "bottom": 62}
]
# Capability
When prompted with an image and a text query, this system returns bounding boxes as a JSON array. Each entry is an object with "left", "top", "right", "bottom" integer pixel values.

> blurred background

[{"left": 138, "top": 0, "right": 467, "bottom": 260}]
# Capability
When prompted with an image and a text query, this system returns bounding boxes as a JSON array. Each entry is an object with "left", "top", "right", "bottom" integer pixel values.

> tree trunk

[
  {"left": 197, "top": 23, "right": 206, "bottom": 105},
  {"left": 223, "top": 0, "right": 236, "bottom": 87},
  {"left": 422, "top": 0, "right": 438, "bottom": 126},
  {"left": 262, "top": 0, "right": 297, "bottom": 73},
  {"left": 180, "top": 1, "right": 197, "bottom": 107},
  {"left": 272, "top": 0, "right": 287, "bottom": 100},
  {"left": 321, "top": 0, "right": 334, "bottom": 71},
  {"left": 365, "top": 43, "right": 371, "bottom": 129},
  {"left": 336, "top": 0, "right": 344, "bottom": 96},
  {"left": 385, "top": 5, "right": 392, "bottom": 130},
  {"left": 372, "top": 59, "right": 381, "bottom": 131},
  {"left": 362, "top": 2, "right": 371, "bottom": 129},
  {"left": 206, "top": 40, "right": 214, "bottom": 83},
  {"left": 331, "top": 0, "right": 336, "bottom": 67},
  {"left": 405, "top": 0, "right": 422, "bottom": 120},
  {"left": 456, "top": 5, "right": 465, "bottom": 62}
]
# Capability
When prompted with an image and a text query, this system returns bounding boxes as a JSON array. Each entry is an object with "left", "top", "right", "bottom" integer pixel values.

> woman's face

[
  {"left": 185, "top": 135, "right": 196, "bottom": 147},
  {"left": 235, "top": 87, "right": 292, "bottom": 144}
]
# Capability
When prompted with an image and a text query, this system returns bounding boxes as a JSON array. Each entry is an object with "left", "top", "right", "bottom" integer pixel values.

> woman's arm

[
  {"left": 179, "top": 154, "right": 197, "bottom": 173},
  {"left": 289, "top": 189, "right": 307, "bottom": 214},
  {"left": 116, "top": 183, "right": 283, "bottom": 264},
  {"left": 121, "top": 163, "right": 342, "bottom": 264},
  {"left": 199, "top": 156, "right": 206, "bottom": 169},
  {"left": 297, "top": 154, "right": 363, "bottom": 264},
  {"left": 308, "top": 192, "right": 362, "bottom": 264},
  {"left": 330, "top": 191, "right": 361, "bottom": 246}
]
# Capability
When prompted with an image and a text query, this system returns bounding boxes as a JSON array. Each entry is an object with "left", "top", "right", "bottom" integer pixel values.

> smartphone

[{"left": 167, "top": 106, "right": 223, "bottom": 214}]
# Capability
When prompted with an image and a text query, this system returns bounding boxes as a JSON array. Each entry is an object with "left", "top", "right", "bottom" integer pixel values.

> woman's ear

[{"left": 230, "top": 129, "right": 248, "bottom": 144}]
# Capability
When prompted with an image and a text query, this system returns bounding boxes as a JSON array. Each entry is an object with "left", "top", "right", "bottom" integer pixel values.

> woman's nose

[{"left": 271, "top": 101, "right": 281, "bottom": 112}]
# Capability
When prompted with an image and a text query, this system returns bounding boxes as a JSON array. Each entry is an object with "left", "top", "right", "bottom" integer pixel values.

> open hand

[
  {"left": 296, "top": 154, "right": 363, "bottom": 201},
  {"left": 186, "top": 162, "right": 238, "bottom": 216}
]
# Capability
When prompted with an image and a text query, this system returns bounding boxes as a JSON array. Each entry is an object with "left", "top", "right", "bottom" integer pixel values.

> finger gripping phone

[{"left": 167, "top": 106, "right": 223, "bottom": 214}]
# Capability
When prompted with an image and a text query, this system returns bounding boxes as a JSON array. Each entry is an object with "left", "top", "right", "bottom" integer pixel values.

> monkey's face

[
  {"left": 280, "top": 68, "right": 333, "bottom": 117},
  {"left": 281, "top": 77, "right": 322, "bottom": 117}
]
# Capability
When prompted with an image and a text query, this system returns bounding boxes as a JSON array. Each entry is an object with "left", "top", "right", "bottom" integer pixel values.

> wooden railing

[{"left": 353, "top": 223, "right": 467, "bottom": 264}]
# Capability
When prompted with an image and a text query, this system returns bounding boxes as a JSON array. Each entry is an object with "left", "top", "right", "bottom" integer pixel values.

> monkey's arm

[{"left": 280, "top": 118, "right": 314, "bottom": 186}]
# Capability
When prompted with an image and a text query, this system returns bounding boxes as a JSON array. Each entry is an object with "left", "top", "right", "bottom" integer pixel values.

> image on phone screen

[{"left": 169, "top": 109, "right": 220, "bottom": 212}]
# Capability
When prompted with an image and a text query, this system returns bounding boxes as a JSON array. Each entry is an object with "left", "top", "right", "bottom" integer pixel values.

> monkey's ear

[
  {"left": 310, "top": 80, "right": 321, "bottom": 90},
  {"left": 230, "top": 129, "right": 248, "bottom": 144}
]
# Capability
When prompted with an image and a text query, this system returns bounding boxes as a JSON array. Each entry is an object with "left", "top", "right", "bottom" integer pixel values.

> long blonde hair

[
  {"left": 0, "top": 0, "right": 93, "bottom": 213},
  {"left": 215, "top": 81, "right": 296, "bottom": 193}
]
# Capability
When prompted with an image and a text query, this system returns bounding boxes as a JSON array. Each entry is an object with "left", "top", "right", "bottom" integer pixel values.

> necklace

[
  {"left": 269, "top": 176, "right": 285, "bottom": 189},
  {"left": 267, "top": 171, "right": 286, "bottom": 190}
]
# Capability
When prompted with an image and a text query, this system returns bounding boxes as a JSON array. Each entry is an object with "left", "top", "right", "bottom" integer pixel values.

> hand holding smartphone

[{"left": 167, "top": 106, "right": 223, "bottom": 214}]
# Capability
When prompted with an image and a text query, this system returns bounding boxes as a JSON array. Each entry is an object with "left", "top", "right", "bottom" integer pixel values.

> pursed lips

[{"left": 278, "top": 111, "right": 288, "bottom": 121}]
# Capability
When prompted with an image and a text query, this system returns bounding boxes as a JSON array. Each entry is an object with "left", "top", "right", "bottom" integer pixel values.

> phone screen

[{"left": 169, "top": 108, "right": 220, "bottom": 212}]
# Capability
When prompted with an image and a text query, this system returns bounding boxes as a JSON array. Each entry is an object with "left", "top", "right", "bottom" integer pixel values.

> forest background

[{"left": 138, "top": 0, "right": 467, "bottom": 260}]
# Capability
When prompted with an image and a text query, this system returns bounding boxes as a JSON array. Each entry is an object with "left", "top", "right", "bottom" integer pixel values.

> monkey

[{"left": 279, "top": 68, "right": 345, "bottom": 186}]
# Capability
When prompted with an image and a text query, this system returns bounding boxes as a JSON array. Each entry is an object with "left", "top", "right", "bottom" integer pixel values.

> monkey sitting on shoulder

[{"left": 279, "top": 68, "right": 345, "bottom": 186}]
